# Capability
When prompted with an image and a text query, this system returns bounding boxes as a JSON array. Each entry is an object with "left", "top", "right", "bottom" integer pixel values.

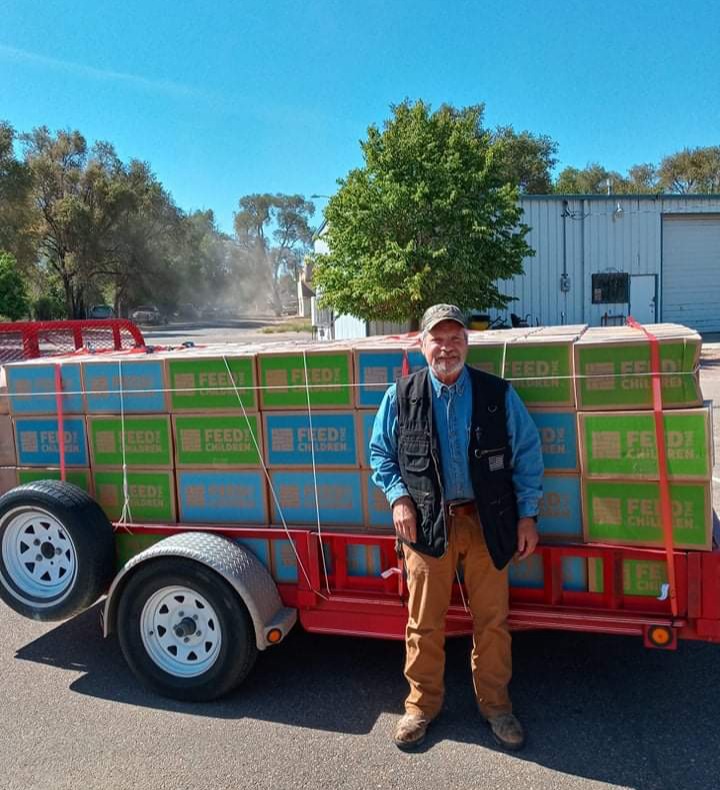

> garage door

[{"left": 662, "top": 214, "right": 720, "bottom": 332}]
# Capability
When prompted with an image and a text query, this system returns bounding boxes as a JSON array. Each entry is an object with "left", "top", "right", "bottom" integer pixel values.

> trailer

[{"left": 0, "top": 319, "right": 718, "bottom": 701}]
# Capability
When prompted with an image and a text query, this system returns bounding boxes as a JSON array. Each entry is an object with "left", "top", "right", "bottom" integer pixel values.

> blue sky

[{"left": 2, "top": 0, "right": 718, "bottom": 233}]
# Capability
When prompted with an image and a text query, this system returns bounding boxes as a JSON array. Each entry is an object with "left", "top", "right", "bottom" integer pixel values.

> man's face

[{"left": 421, "top": 319, "right": 468, "bottom": 382}]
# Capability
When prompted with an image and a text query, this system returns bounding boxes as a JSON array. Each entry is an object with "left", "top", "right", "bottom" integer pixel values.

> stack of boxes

[{"left": 0, "top": 322, "right": 713, "bottom": 593}]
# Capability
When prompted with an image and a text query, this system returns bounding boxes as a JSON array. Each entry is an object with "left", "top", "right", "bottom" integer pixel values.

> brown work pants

[{"left": 402, "top": 509, "right": 512, "bottom": 720}]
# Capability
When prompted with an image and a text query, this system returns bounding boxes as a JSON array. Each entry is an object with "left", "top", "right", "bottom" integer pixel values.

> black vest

[{"left": 396, "top": 366, "right": 519, "bottom": 570}]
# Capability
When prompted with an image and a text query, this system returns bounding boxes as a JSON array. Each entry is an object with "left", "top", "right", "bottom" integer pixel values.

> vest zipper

[{"left": 430, "top": 445, "right": 448, "bottom": 558}]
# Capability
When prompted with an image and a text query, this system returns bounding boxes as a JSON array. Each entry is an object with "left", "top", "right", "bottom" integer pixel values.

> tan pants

[{"left": 402, "top": 509, "right": 512, "bottom": 720}]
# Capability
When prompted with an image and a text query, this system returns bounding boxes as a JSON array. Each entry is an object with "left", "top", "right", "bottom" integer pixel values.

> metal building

[{"left": 314, "top": 194, "right": 720, "bottom": 338}]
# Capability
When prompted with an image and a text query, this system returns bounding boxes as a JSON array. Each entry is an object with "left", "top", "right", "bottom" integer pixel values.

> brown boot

[
  {"left": 393, "top": 713, "right": 431, "bottom": 750},
  {"left": 486, "top": 712, "right": 525, "bottom": 751}
]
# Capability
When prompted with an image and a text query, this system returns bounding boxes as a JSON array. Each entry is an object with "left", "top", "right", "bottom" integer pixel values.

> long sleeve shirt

[{"left": 369, "top": 366, "right": 544, "bottom": 518}]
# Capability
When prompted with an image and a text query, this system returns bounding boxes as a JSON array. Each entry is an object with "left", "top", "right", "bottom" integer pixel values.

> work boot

[
  {"left": 393, "top": 713, "right": 431, "bottom": 750},
  {"left": 486, "top": 712, "right": 525, "bottom": 751}
]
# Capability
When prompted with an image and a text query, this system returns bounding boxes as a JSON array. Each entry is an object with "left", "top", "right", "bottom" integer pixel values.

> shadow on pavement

[{"left": 14, "top": 606, "right": 720, "bottom": 789}]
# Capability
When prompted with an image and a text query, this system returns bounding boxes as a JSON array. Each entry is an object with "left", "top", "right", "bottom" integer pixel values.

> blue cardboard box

[
  {"left": 269, "top": 470, "right": 364, "bottom": 527},
  {"left": 354, "top": 348, "right": 426, "bottom": 408},
  {"left": 14, "top": 416, "right": 89, "bottom": 467},
  {"left": 358, "top": 411, "right": 377, "bottom": 469},
  {"left": 529, "top": 410, "right": 579, "bottom": 472},
  {"left": 347, "top": 543, "right": 383, "bottom": 577},
  {"left": 83, "top": 358, "right": 168, "bottom": 413},
  {"left": 176, "top": 469, "right": 268, "bottom": 524},
  {"left": 6, "top": 361, "right": 84, "bottom": 415},
  {"left": 364, "top": 471, "right": 393, "bottom": 530},
  {"left": 271, "top": 539, "right": 299, "bottom": 583},
  {"left": 264, "top": 411, "right": 359, "bottom": 468},
  {"left": 509, "top": 554, "right": 587, "bottom": 591},
  {"left": 538, "top": 474, "right": 583, "bottom": 540}
]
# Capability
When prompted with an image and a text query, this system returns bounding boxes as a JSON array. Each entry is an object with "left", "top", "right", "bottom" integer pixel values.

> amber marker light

[
  {"left": 267, "top": 628, "right": 283, "bottom": 644},
  {"left": 648, "top": 626, "right": 672, "bottom": 647}
]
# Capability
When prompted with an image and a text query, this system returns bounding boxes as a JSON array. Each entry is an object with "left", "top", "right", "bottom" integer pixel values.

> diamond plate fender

[{"left": 103, "top": 532, "right": 296, "bottom": 650}]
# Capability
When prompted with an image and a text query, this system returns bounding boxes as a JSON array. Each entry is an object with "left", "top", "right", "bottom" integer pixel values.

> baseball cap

[{"left": 421, "top": 304, "right": 467, "bottom": 333}]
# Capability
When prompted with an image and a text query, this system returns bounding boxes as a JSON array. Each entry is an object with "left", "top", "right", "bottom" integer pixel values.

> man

[{"left": 369, "top": 303, "right": 543, "bottom": 751}]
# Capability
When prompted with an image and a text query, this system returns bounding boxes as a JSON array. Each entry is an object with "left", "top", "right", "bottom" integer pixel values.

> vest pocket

[{"left": 399, "top": 439, "right": 430, "bottom": 472}]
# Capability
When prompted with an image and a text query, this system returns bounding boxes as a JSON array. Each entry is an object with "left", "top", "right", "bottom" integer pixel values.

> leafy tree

[
  {"left": 625, "top": 163, "right": 658, "bottom": 193},
  {"left": 0, "top": 251, "right": 29, "bottom": 320},
  {"left": 0, "top": 122, "right": 37, "bottom": 268},
  {"left": 312, "top": 100, "right": 532, "bottom": 324},
  {"left": 234, "top": 194, "right": 315, "bottom": 315},
  {"left": 554, "top": 162, "right": 626, "bottom": 194},
  {"left": 491, "top": 126, "right": 558, "bottom": 193},
  {"left": 657, "top": 146, "right": 720, "bottom": 193}
]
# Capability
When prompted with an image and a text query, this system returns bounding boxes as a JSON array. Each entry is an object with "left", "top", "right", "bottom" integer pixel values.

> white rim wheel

[
  {"left": 140, "top": 586, "right": 222, "bottom": 678},
  {"left": 1, "top": 507, "right": 78, "bottom": 604}
]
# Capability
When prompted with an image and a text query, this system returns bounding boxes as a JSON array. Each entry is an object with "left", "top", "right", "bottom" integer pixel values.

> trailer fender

[{"left": 103, "top": 532, "right": 296, "bottom": 650}]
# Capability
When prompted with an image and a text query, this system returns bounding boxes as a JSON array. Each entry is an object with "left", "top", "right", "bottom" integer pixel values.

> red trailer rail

[{"left": 0, "top": 319, "right": 145, "bottom": 363}]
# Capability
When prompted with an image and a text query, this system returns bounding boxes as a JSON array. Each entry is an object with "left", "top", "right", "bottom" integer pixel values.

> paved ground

[{"left": 1, "top": 326, "right": 719, "bottom": 790}]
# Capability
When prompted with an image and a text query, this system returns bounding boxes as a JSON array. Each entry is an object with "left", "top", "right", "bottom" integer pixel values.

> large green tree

[
  {"left": 0, "top": 123, "right": 37, "bottom": 268},
  {"left": 234, "top": 194, "right": 315, "bottom": 315},
  {"left": 0, "top": 251, "right": 29, "bottom": 320},
  {"left": 312, "top": 100, "right": 532, "bottom": 324},
  {"left": 492, "top": 126, "right": 558, "bottom": 194},
  {"left": 657, "top": 146, "right": 720, "bottom": 193}
]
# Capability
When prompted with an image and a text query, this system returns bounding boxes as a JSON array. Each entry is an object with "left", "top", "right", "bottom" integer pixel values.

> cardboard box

[
  {"left": 115, "top": 532, "right": 164, "bottom": 568},
  {"left": 347, "top": 543, "right": 383, "bottom": 577},
  {"left": 14, "top": 416, "right": 89, "bottom": 467},
  {"left": 5, "top": 359, "right": 84, "bottom": 415},
  {"left": 83, "top": 357, "right": 168, "bottom": 414},
  {"left": 538, "top": 474, "right": 583, "bottom": 540},
  {"left": 174, "top": 414, "right": 262, "bottom": 468},
  {"left": 529, "top": 410, "right": 579, "bottom": 473},
  {"left": 0, "top": 467, "right": 18, "bottom": 495},
  {"left": 270, "top": 538, "right": 299, "bottom": 583},
  {"left": 509, "top": 554, "right": 587, "bottom": 592},
  {"left": 587, "top": 557, "right": 669, "bottom": 598},
  {"left": 0, "top": 366, "right": 9, "bottom": 415},
  {"left": 574, "top": 325, "right": 702, "bottom": 410},
  {"left": 176, "top": 469, "right": 268, "bottom": 524},
  {"left": 166, "top": 353, "right": 258, "bottom": 413},
  {"left": 93, "top": 469, "right": 176, "bottom": 523},
  {"left": 0, "top": 415, "right": 16, "bottom": 465},
  {"left": 17, "top": 467, "right": 92, "bottom": 493},
  {"left": 578, "top": 408, "right": 712, "bottom": 480},
  {"left": 88, "top": 415, "right": 173, "bottom": 469},
  {"left": 358, "top": 410, "right": 377, "bottom": 469},
  {"left": 263, "top": 411, "right": 359, "bottom": 468},
  {"left": 269, "top": 469, "right": 364, "bottom": 527},
  {"left": 257, "top": 347, "right": 353, "bottom": 410},
  {"left": 582, "top": 479, "right": 712, "bottom": 550},
  {"left": 236, "top": 537, "right": 271, "bottom": 572},
  {"left": 353, "top": 347, "right": 426, "bottom": 408},
  {"left": 363, "top": 471, "right": 393, "bottom": 530}
]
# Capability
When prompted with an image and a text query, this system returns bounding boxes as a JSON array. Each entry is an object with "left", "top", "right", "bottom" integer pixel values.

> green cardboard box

[
  {"left": 579, "top": 408, "right": 712, "bottom": 480},
  {"left": 588, "top": 557, "right": 669, "bottom": 598},
  {"left": 17, "top": 467, "right": 92, "bottom": 493},
  {"left": 166, "top": 353, "right": 258, "bottom": 412},
  {"left": 88, "top": 415, "right": 173, "bottom": 469},
  {"left": 574, "top": 325, "right": 702, "bottom": 410},
  {"left": 173, "top": 414, "right": 262, "bottom": 468},
  {"left": 93, "top": 469, "right": 176, "bottom": 523},
  {"left": 582, "top": 478, "right": 712, "bottom": 550},
  {"left": 257, "top": 347, "right": 353, "bottom": 410}
]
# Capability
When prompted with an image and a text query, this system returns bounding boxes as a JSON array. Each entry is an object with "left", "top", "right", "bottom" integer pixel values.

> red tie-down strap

[
  {"left": 626, "top": 316, "right": 678, "bottom": 617},
  {"left": 54, "top": 363, "right": 67, "bottom": 483}
]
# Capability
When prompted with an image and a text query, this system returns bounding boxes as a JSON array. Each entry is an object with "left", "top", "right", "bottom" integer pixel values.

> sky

[{"left": 1, "top": 0, "right": 719, "bottom": 233}]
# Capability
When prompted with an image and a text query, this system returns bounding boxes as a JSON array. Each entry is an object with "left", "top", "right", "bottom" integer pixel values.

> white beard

[{"left": 431, "top": 357, "right": 464, "bottom": 378}]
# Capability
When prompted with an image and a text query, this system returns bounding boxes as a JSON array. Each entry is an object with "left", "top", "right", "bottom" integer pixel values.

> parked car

[
  {"left": 88, "top": 304, "right": 115, "bottom": 320},
  {"left": 130, "top": 305, "right": 165, "bottom": 325}
]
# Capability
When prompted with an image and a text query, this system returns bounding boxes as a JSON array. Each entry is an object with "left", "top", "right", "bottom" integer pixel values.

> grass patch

[{"left": 260, "top": 318, "right": 312, "bottom": 334}]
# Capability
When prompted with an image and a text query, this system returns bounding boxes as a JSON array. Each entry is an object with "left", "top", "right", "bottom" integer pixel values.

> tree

[
  {"left": 0, "top": 122, "right": 37, "bottom": 268},
  {"left": 658, "top": 146, "right": 720, "bottom": 193},
  {"left": 312, "top": 100, "right": 533, "bottom": 324},
  {"left": 491, "top": 126, "right": 558, "bottom": 193},
  {"left": 234, "top": 194, "right": 315, "bottom": 315},
  {"left": 554, "top": 162, "right": 626, "bottom": 194},
  {"left": 0, "top": 251, "right": 29, "bottom": 320}
]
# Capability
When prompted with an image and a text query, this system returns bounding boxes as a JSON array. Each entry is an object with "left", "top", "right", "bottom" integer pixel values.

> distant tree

[
  {"left": 554, "top": 162, "right": 626, "bottom": 194},
  {"left": 657, "top": 146, "right": 720, "bottom": 193},
  {"left": 234, "top": 194, "right": 315, "bottom": 315},
  {"left": 491, "top": 126, "right": 558, "bottom": 193},
  {"left": 312, "top": 100, "right": 532, "bottom": 324},
  {"left": 0, "top": 122, "right": 37, "bottom": 268},
  {"left": 0, "top": 251, "right": 29, "bottom": 320}
]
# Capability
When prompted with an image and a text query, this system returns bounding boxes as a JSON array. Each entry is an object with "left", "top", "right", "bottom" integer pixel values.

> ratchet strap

[{"left": 626, "top": 317, "right": 678, "bottom": 617}]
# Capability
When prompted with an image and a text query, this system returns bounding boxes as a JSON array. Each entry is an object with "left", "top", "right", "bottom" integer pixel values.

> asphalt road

[{"left": 1, "top": 331, "right": 719, "bottom": 790}]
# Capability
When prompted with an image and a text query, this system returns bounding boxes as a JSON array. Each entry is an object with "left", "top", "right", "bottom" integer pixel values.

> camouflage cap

[{"left": 421, "top": 304, "right": 467, "bottom": 333}]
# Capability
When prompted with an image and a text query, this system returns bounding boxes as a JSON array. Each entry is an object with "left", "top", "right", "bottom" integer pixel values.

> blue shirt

[{"left": 369, "top": 366, "right": 544, "bottom": 518}]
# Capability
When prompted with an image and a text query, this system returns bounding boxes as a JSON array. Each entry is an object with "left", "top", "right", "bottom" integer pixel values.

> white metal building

[{"left": 313, "top": 194, "right": 720, "bottom": 338}]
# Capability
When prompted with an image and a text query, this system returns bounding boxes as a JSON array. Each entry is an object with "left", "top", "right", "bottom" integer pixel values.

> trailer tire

[
  {"left": 116, "top": 558, "right": 258, "bottom": 701},
  {"left": 0, "top": 481, "right": 116, "bottom": 621}
]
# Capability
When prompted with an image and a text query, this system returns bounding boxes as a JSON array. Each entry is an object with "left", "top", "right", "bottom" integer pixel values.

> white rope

[
  {"left": 221, "top": 356, "right": 329, "bottom": 601},
  {"left": 302, "top": 349, "right": 331, "bottom": 596},
  {"left": 116, "top": 359, "right": 134, "bottom": 534}
]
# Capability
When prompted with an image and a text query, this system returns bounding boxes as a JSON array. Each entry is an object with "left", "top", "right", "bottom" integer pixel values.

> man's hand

[
  {"left": 392, "top": 496, "right": 417, "bottom": 543},
  {"left": 515, "top": 518, "right": 539, "bottom": 561}
]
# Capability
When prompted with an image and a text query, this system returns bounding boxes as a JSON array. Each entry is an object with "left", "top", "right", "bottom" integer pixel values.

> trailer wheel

[
  {"left": 0, "top": 481, "right": 115, "bottom": 621},
  {"left": 116, "top": 558, "right": 258, "bottom": 701}
]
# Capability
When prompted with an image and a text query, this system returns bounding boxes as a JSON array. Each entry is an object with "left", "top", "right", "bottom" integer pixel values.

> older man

[{"left": 370, "top": 304, "right": 543, "bottom": 751}]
